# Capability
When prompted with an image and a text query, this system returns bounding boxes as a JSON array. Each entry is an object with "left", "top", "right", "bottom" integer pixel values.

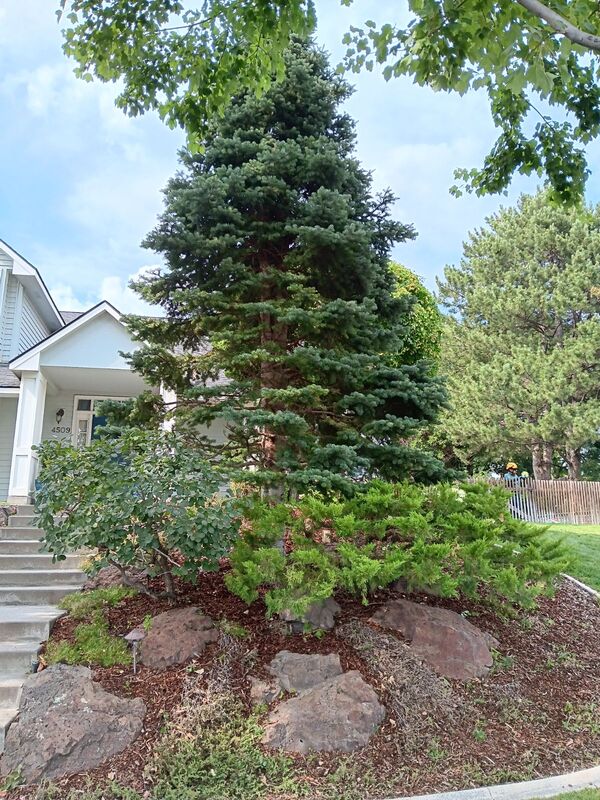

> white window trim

[{"left": 72, "top": 394, "right": 130, "bottom": 447}]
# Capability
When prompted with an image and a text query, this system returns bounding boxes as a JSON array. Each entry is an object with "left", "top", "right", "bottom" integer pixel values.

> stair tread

[
  {"left": 0, "top": 569, "right": 84, "bottom": 574},
  {"left": 0, "top": 606, "right": 63, "bottom": 622},
  {"left": 0, "top": 555, "right": 80, "bottom": 561},
  {"left": 0, "top": 708, "right": 18, "bottom": 725},
  {"left": 0, "top": 641, "right": 42, "bottom": 653}
]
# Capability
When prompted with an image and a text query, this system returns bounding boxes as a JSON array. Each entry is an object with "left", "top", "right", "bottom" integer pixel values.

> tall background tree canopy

[
  {"left": 389, "top": 262, "right": 442, "bottom": 368},
  {"left": 125, "top": 40, "right": 447, "bottom": 496},
  {"left": 437, "top": 190, "right": 600, "bottom": 480},
  {"left": 59, "top": 0, "right": 600, "bottom": 201}
]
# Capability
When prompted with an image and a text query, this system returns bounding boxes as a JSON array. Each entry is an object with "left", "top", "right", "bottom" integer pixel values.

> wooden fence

[{"left": 483, "top": 478, "right": 600, "bottom": 525}]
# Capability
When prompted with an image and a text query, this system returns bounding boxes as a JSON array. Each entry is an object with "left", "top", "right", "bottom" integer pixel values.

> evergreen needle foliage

[
  {"left": 125, "top": 39, "right": 447, "bottom": 496},
  {"left": 226, "top": 480, "right": 569, "bottom": 616},
  {"left": 437, "top": 190, "right": 600, "bottom": 479}
]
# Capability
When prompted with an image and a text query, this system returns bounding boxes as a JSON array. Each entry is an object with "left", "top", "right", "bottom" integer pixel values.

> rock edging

[
  {"left": 384, "top": 763, "right": 600, "bottom": 800},
  {"left": 562, "top": 573, "right": 600, "bottom": 600}
]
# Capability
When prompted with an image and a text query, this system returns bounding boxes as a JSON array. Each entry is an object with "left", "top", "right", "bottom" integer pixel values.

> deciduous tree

[{"left": 59, "top": 0, "right": 600, "bottom": 200}]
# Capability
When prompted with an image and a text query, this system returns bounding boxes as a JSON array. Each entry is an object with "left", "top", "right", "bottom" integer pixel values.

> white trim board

[
  {"left": 9, "top": 301, "right": 123, "bottom": 372},
  {"left": 0, "top": 240, "right": 63, "bottom": 330}
]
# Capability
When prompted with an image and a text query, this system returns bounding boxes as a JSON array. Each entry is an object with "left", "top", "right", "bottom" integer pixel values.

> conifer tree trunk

[
  {"left": 532, "top": 443, "right": 553, "bottom": 480},
  {"left": 565, "top": 446, "right": 582, "bottom": 480},
  {"left": 260, "top": 258, "right": 288, "bottom": 497}
]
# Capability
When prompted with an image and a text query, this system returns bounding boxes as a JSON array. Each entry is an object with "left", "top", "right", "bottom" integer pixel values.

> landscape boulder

[
  {"left": 279, "top": 598, "right": 341, "bottom": 632},
  {"left": 269, "top": 650, "right": 343, "bottom": 694},
  {"left": 371, "top": 598, "right": 499, "bottom": 681},
  {"left": 0, "top": 664, "right": 145, "bottom": 783},
  {"left": 83, "top": 565, "right": 146, "bottom": 591},
  {"left": 249, "top": 676, "right": 281, "bottom": 706},
  {"left": 262, "top": 670, "right": 385, "bottom": 753},
  {"left": 139, "top": 607, "right": 218, "bottom": 670}
]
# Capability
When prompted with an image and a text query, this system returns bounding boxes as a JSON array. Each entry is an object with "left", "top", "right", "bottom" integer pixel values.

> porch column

[
  {"left": 7, "top": 371, "right": 47, "bottom": 504},
  {"left": 160, "top": 384, "right": 177, "bottom": 432}
]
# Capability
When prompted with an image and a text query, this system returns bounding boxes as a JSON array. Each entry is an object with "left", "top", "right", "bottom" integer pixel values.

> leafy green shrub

[
  {"left": 35, "top": 430, "right": 241, "bottom": 597},
  {"left": 60, "top": 587, "right": 136, "bottom": 620},
  {"left": 226, "top": 480, "right": 569, "bottom": 616},
  {"left": 45, "top": 616, "right": 132, "bottom": 668}
]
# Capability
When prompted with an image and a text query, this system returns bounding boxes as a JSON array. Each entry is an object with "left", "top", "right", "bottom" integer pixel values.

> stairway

[{"left": 0, "top": 505, "right": 85, "bottom": 751}]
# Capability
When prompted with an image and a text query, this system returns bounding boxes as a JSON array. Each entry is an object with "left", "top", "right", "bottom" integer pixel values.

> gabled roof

[
  {"left": 0, "top": 365, "right": 20, "bottom": 389},
  {"left": 9, "top": 301, "right": 123, "bottom": 372},
  {"left": 0, "top": 240, "right": 64, "bottom": 331},
  {"left": 60, "top": 310, "right": 84, "bottom": 324}
]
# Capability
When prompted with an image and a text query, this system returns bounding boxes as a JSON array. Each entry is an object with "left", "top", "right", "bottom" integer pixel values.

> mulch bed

[{"left": 6, "top": 572, "right": 600, "bottom": 799}]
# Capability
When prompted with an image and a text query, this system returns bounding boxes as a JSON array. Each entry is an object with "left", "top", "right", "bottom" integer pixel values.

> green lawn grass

[
  {"left": 545, "top": 524, "right": 600, "bottom": 591},
  {"left": 534, "top": 791, "right": 600, "bottom": 799}
]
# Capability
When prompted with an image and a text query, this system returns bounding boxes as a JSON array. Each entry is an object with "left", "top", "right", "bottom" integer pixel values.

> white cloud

[
  {"left": 49, "top": 267, "right": 161, "bottom": 315},
  {"left": 47, "top": 284, "right": 88, "bottom": 312},
  {"left": 99, "top": 267, "right": 160, "bottom": 315},
  {"left": 64, "top": 163, "right": 170, "bottom": 241}
]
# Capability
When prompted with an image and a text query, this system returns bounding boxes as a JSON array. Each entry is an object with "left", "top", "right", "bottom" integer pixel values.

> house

[{"left": 0, "top": 239, "right": 153, "bottom": 503}]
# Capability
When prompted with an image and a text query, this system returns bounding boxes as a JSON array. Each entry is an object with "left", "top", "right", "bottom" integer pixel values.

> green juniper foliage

[
  {"left": 226, "top": 480, "right": 569, "bottom": 617},
  {"left": 125, "top": 40, "right": 447, "bottom": 497}
]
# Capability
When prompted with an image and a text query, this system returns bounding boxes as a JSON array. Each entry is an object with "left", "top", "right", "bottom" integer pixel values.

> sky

[{"left": 1, "top": 1, "right": 600, "bottom": 313}]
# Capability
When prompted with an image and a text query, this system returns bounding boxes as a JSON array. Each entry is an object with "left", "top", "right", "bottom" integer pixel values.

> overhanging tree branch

[{"left": 515, "top": 0, "right": 600, "bottom": 51}]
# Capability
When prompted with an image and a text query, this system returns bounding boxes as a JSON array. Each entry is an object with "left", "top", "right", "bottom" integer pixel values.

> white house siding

[
  {"left": 0, "top": 275, "right": 18, "bottom": 363},
  {"left": 18, "top": 291, "right": 50, "bottom": 356},
  {"left": 41, "top": 393, "right": 75, "bottom": 445},
  {"left": 0, "top": 398, "right": 18, "bottom": 499}
]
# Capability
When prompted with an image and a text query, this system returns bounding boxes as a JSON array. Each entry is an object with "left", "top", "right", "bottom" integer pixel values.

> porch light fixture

[{"left": 55, "top": 408, "right": 65, "bottom": 424}]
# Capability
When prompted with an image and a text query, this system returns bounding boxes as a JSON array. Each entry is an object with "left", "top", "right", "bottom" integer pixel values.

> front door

[{"left": 72, "top": 396, "right": 128, "bottom": 448}]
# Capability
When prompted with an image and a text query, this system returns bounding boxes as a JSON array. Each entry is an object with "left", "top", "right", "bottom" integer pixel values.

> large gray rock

[
  {"left": 371, "top": 598, "right": 499, "bottom": 681},
  {"left": 249, "top": 676, "right": 281, "bottom": 706},
  {"left": 279, "top": 598, "right": 341, "bottom": 631},
  {"left": 1, "top": 664, "right": 145, "bottom": 783},
  {"left": 83, "top": 565, "right": 146, "bottom": 591},
  {"left": 268, "top": 650, "right": 343, "bottom": 694},
  {"left": 139, "top": 607, "right": 218, "bottom": 670},
  {"left": 262, "top": 670, "right": 385, "bottom": 753}
]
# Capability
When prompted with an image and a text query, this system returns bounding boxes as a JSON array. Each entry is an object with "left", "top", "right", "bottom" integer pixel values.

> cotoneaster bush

[
  {"left": 35, "top": 429, "right": 241, "bottom": 597},
  {"left": 225, "top": 480, "right": 569, "bottom": 616}
]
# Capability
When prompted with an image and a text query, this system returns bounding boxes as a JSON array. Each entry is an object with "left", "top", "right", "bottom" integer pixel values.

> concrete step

[
  {"left": 0, "top": 569, "right": 85, "bottom": 587},
  {"left": 0, "top": 708, "right": 18, "bottom": 752},
  {"left": 0, "top": 606, "right": 63, "bottom": 642},
  {"left": 0, "top": 527, "right": 43, "bottom": 541},
  {"left": 0, "top": 641, "right": 41, "bottom": 675},
  {"left": 0, "top": 585, "right": 82, "bottom": 605},
  {"left": 8, "top": 514, "right": 36, "bottom": 528},
  {"left": 0, "top": 540, "right": 48, "bottom": 555},
  {"left": 14, "top": 505, "right": 34, "bottom": 516},
  {"left": 0, "top": 554, "right": 82, "bottom": 571},
  {"left": 0, "top": 678, "right": 23, "bottom": 709}
]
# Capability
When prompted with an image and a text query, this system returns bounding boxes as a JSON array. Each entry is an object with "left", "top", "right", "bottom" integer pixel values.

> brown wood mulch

[{"left": 6, "top": 572, "right": 600, "bottom": 799}]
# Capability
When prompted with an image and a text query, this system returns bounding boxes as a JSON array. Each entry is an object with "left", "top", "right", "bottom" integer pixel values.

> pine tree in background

[
  {"left": 126, "top": 39, "right": 447, "bottom": 496},
  {"left": 437, "top": 190, "right": 600, "bottom": 480}
]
